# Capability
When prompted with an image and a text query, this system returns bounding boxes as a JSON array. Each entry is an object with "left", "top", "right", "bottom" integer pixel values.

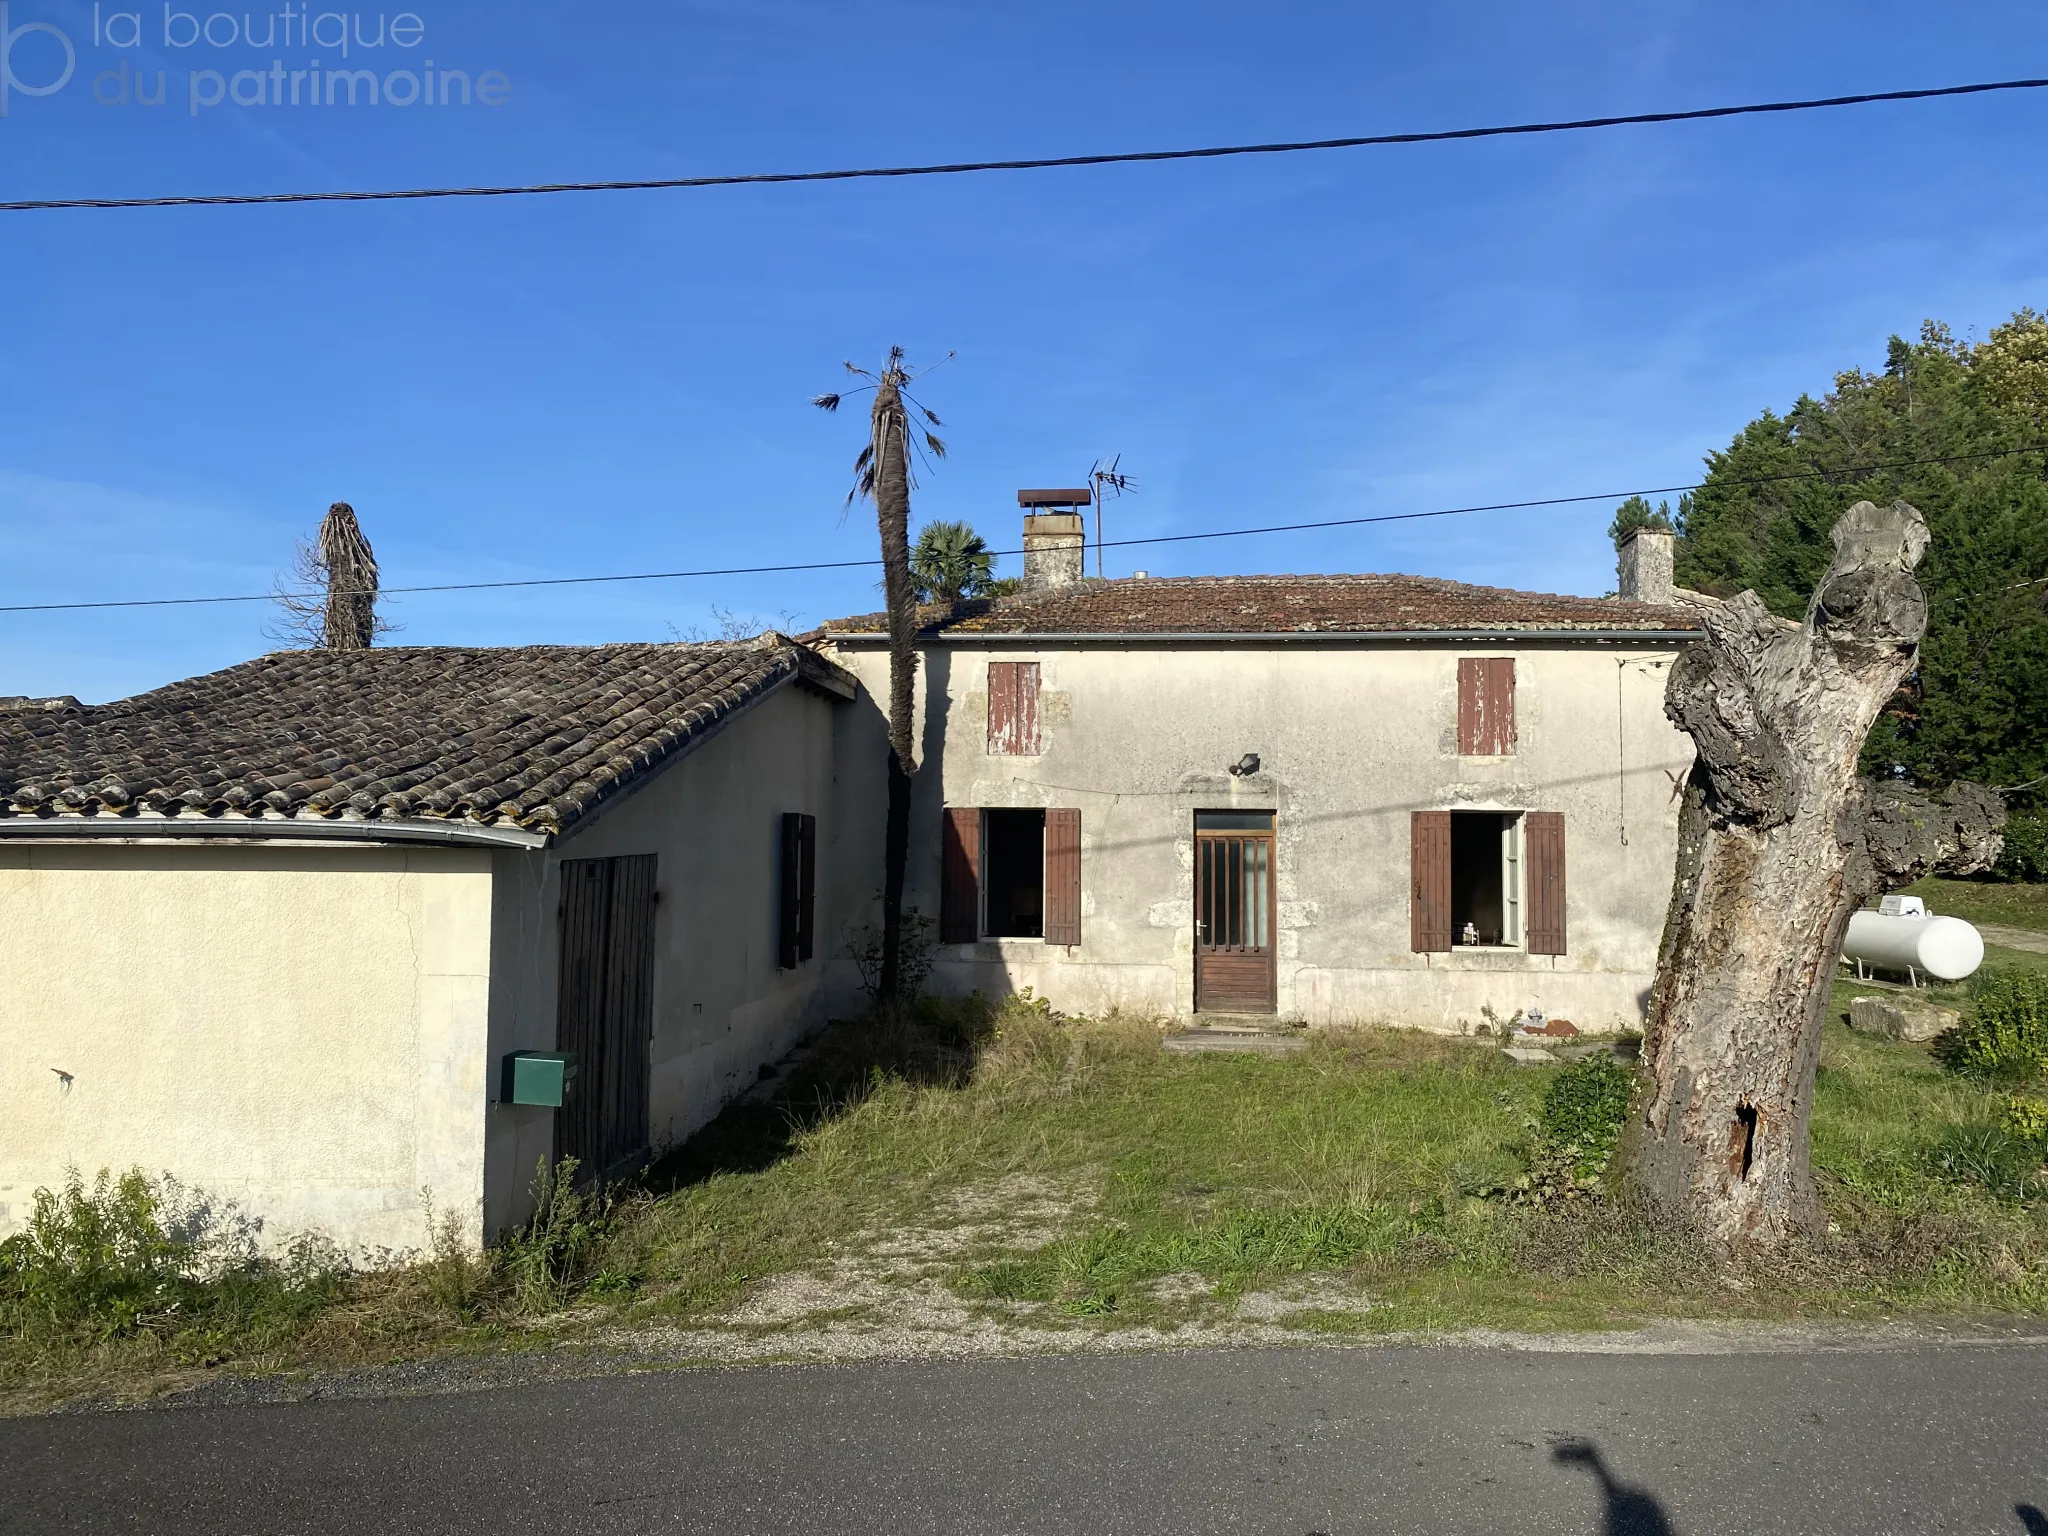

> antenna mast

[{"left": 1088, "top": 456, "right": 1137, "bottom": 578}]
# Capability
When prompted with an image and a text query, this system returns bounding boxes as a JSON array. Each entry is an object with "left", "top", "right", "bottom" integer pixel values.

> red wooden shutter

[
  {"left": 986, "top": 662, "right": 1041, "bottom": 756},
  {"left": 1458, "top": 658, "right": 1516, "bottom": 755},
  {"left": 940, "top": 808, "right": 981, "bottom": 943},
  {"left": 1410, "top": 811, "right": 1452, "bottom": 952},
  {"left": 1526, "top": 811, "right": 1567, "bottom": 955},
  {"left": 1043, "top": 808, "right": 1081, "bottom": 947}
]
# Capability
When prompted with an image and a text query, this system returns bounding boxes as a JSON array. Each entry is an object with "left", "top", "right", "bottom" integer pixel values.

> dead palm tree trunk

[
  {"left": 1620, "top": 500, "right": 2001, "bottom": 1250},
  {"left": 816, "top": 349, "right": 948, "bottom": 1003},
  {"left": 870, "top": 369, "right": 919, "bottom": 1001},
  {"left": 319, "top": 502, "right": 379, "bottom": 651}
]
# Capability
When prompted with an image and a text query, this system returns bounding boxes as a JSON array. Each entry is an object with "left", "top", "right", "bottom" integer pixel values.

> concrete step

[{"left": 1163, "top": 1030, "right": 1306, "bottom": 1056}]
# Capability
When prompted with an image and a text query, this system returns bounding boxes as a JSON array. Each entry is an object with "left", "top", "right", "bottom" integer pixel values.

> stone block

[{"left": 1848, "top": 994, "right": 1959, "bottom": 1044}]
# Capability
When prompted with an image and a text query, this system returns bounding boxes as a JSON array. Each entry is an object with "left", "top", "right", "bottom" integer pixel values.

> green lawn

[
  {"left": 1900, "top": 877, "right": 2048, "bottom": 933},
  {"left": 8, "top": 994, "right": 2046, "bottom": 1412}
]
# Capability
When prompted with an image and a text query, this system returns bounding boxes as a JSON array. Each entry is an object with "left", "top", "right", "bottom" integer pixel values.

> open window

[
  {"left": 982, "top": 809, "right": 1045, "bottom": 937},
  {"left": 939, "top": 806, "right": 1082, "bottom": 945},
  {"left": 1450, "top": 811, "right": 1521, "bottom": 947},
  {"left": 1412, "top": 809, "right": 1563, "bottom": 955}
]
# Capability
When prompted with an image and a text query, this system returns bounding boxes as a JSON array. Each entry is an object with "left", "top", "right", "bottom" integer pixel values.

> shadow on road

[
  {"left": 1554, "top": 1441, "right": 1675, "bottom": 1536},
  {"left": 2016, "top": 1504, "right": 2047, "bottom": 1534}
]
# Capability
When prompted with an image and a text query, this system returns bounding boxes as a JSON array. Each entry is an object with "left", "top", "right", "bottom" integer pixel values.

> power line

[
  {"left": 1, "top": 442, "right": 2040, "bottom": 617},
  {"left": 5, "top": 77, "right": 2045, "bottom": 214}
]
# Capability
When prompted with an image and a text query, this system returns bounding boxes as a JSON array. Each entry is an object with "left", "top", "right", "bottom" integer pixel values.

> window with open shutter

[
  {"left": 986, "top": 662, "right": 1041, "bottom": 756},
  {"left": 940, "top": 807, "right": 981, "bottom": 943},
  {"left": 1410, "top": 810, "right": 1452, "bottom": 952},
  {"left": 1525, "top": 811, "right": 1567, "bottom": 955},
  {"left": 778, "top": 812, "right": 817, "bottom": 968},
  {"left": 1457, "top": 658, "right": 1516, "bottom": 756},
  {"left": 1043, "top": 808, "right": 1081, "bottom": 946}
]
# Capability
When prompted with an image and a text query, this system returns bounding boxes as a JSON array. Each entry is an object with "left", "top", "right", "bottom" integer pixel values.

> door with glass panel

[{"left": 1194, "top": 810, "right": 1277, "bottom": 1013}]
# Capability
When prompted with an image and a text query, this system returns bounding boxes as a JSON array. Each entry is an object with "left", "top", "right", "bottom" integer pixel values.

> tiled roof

[
  {"left": 0, "top": 638, "right": 853, "bottom": 837},
  {"left": 816, "top": 574, "right": 1698, "bottom": 638}
]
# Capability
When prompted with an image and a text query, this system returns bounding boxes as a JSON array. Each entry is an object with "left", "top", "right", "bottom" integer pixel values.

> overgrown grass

[
  {"left": 7, "top": 990, "right": 2048, "bottom": 1410},
  {"left": 1902, "top": 876, "right": 2048, "bottom": 933}
]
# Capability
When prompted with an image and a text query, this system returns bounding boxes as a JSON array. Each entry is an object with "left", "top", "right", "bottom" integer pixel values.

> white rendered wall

[
  {"left": 0, "top": 843, "right": 493, "bottom": 1256},
  {"left": 824, "top": 639, "right": 1694, "bottom": 1033}
]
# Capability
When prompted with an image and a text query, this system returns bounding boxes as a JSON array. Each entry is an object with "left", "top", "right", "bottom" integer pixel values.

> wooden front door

[
  {"left": 554, "top": 854, "right": 657, "bottom": 1180},
  {"left": 1194, "top": 812, "right": 1277, "bottom": 1013}
]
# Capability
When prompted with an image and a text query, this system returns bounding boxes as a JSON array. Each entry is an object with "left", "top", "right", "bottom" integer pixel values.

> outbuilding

[{"left": 0, "top": 637, "right": 860, "bottom": 1253}]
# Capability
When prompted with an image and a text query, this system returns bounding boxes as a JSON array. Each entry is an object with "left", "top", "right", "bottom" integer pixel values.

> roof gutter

[
  {"left": 824, "top": 628, "right": 1704, "bottom": 647},
  {"left": 0, "top": 813, "right": 550, "bottom": 850}
]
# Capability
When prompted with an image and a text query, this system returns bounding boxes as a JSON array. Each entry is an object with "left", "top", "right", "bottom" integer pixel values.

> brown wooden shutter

[
  {"left": 1410, "top": 811, "right": 1452, "bottom": 952},
  {"left": 778, "top": 813, "right": 802, "bottom": 969},
  {"left": 1043, "top": 807, "right": 1082, "bottom": 947},
  {"left": 986, "top": 662, "right": 1041, "bottom": 756},
  {"left": 940, "top": 808, "right": 981, "bottom": 943},
  {"left": 778, "top": 812, "right": 817, "bottom": 968},
  {"left": 1457, "top": 658, "right": 1516, "bottom": 756},
  {"left": 1526, "top": 811, "right": 1567, "bottom": 955},
  {"left": 796, "top": 813, "right": 817, "bottom": 963}
]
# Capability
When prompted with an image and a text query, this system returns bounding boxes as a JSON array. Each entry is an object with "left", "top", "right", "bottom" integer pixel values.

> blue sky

[{"left": 3, "top": 1, "right": 2046, "bottom": 701}]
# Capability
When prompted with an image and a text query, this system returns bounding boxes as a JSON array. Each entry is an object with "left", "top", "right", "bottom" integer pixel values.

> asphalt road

[{"left": 4, "top": 1342, "right": 2046, "bottom": 1534}]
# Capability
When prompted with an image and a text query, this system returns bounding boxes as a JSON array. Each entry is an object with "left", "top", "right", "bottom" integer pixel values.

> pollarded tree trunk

[
  {"left": 319, "top": 501, "right": 379, "bottom": 651},
  {"left": 1623, "top": 500, "right": 1936, "bottom": 1249}
]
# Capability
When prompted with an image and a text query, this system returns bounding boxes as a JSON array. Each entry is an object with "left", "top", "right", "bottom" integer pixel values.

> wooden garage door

[{"left": 554, "top": 854, "right": 657, "bottom": 1180}]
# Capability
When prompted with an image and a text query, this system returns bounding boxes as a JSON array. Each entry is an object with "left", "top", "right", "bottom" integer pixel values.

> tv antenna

[{"left": 1088, "top": 455, "right": 1137, "bottom": 578}]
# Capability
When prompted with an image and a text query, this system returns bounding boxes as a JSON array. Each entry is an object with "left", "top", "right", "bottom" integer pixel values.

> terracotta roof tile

[
  {"left": 817, "top": 574, "right": 1697, "bottom": 638},
  {"left": 0, "top": 639, "right": 852, "bottom": 836}
]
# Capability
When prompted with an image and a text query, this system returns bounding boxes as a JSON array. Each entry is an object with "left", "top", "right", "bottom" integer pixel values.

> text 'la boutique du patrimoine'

[{"left": 83, "top": 5, "right": 509, "bottom": 114}]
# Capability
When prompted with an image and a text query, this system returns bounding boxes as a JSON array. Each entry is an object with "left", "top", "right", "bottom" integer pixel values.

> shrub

[
  {"left": 0, "top": 1169, "right": 191, "bottom": 1338},
  {"left": 1934, "top": 968, "right": 2048, "bottom": 1082},
  {"left": 1993, "top": 805, "right": 2048, "bottom": 883},
  {"left": 1538, "top": 1055, "right": 1635, "bottom": 1176},
  {"left": 2004, "top": 1095, "right": 2048, "bottom": 1148}
]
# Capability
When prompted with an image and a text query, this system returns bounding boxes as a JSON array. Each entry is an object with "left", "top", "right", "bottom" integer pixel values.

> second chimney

[
  {"left": 1018, "top": 488, "right": 1091, "bottom": 591},
  {"left": 1617, "top": 526, "right": 1675, "bottom": 605}
]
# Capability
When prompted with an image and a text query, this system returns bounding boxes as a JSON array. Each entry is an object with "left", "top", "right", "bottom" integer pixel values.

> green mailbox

[{"left": 501, "top": 1051, "right": 577, "bottom": 1108}]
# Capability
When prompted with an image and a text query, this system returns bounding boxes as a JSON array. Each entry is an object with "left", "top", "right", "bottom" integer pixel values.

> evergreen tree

[{"left": 1672, "top": 315, "right": 2048, "bottom": 840}]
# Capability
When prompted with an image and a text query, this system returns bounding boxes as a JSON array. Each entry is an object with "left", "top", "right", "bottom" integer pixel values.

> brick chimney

[
  {"left": 1617, "top": 526, "right": 1675, "bottom": 604},
  {"left": 1018, "top": 489, "right": 1090, "bottom": 591}
]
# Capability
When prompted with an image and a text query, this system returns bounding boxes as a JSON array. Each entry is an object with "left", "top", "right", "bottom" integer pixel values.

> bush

[
  {"left": 1993, "top": 806, "right": 2048, "bottom": 883},
  {"left": 0, "top": 1168, "right": 343, "bottom": 1350},
  {"left": 0, "top": 1169, "right": 192, "bottom": 1338},
  {"left": 1934, "top": 968, "right": 2048, "bottom": 1082},
  {"left": 1538, "top": 1055, "right": 1635, "bottom": 1176},
  {"left": 2004, "top": 1095, "right": 2048, "bottom": 1147}
]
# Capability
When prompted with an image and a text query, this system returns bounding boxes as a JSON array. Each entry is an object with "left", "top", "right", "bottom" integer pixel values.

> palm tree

[
  {"left": 815, "top": 348, "right": 949, "bottom": 1001},
  {"left": 910, "top": 520, "right": 994, "bottom": 609}
]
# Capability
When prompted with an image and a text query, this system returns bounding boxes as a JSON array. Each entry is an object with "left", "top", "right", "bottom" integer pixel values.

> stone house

[
  {"left": 0, "top": 639, "right": 860, "bottom": 1252},
  {"left": 815, "top": 511, "right": 1700, "bottom": 1031}
]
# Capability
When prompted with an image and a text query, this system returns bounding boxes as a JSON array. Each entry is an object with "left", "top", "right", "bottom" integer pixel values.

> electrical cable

[
  {"left": 1, "top": 442, "right": 2042, "bottom": 616},
  {"left": 3, "top": 77, "right": 2044, "bottom": 213}
]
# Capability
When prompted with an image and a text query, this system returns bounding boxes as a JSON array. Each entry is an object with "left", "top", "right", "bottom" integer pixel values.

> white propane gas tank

[{"left": 1843, "top": 911, "right": 1984, "bottom": 982}]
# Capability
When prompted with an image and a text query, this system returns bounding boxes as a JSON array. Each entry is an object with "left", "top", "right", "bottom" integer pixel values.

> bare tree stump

[{"left": 1621, "top": 500, "right": 2001, "bottom": 1249}]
